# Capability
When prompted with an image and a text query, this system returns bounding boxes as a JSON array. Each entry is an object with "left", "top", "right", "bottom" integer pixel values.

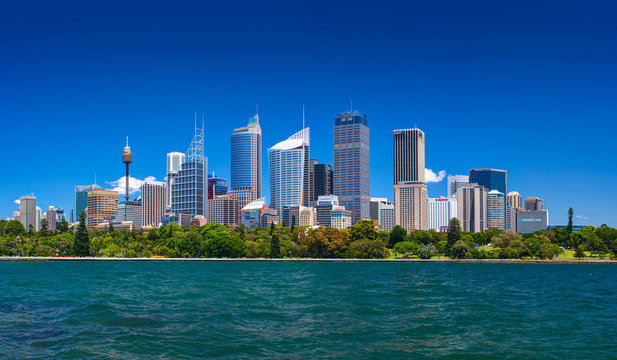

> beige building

[
  {"left": 394, "top": 182, "right": 427, "bottom": 232},
  {"left": 208, "top": 194, "right": 240, "bottom": 227},
  {"left": 141, "top": 181, "right": 166, "bottom": 228},
  {"left": 506, "top": 191, "right": 522, "bottom": 210},
  {"left": 457, "top": 183, "right": 487, "bottom": 233},
  {"left": 87, "top": 190, "right": 119, "bottom": 229},
  {"left": 286, "top": 206, "right": 317, "bottom": 227}
]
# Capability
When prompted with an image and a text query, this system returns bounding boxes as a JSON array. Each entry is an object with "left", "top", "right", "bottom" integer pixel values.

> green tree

[
  {"left": 389, "top": 225, "right": 407, "bottom": 247},
  {"left": 451, "top": 240, "right": 471, "bottom": 259},
  {"left": 417, "top": 244, "right": 437, "bottom": 259},
  {"left": 393, "top": 241, "right": 419, "bottom": 256},
  {"left": 73, "top": 211, "right": 90, "bottom": 256},
  {"left": 290, "top": 215, "right": 296, "bottom": 232},
  {"left": 446, "top": 218, "right": 462, "bottom": 253},
  {"left": 40, "top": 218, "right": 48, "bottom": 232},
  {"left": 56, "top": 218, "right": 69, "bottom": 233},
  {"left": 300, "top": 227, "right": 350, "bottom": 258},
  {"left": 350, "top": 220, "right": 378, "bottom": 242},
  {"left": 574, "top": 245, "right": 585, "bottom": 259},
  {"left": 269, "top": 221, "right": 275, "bottom": 236},
  {"left": 270, "top": 235, "right": 281, "bottom": 258},
  {"left": 492, "top": 229, "right": 522, "bottom": 248},
  {"left": 567, "top": 207, "right": 574, "bottom": 234},
  {"left": 345, "top": 239, "right": 387, "bottom": 259}
]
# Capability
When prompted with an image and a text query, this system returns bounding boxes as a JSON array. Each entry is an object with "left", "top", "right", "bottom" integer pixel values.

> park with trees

[{"left": 1, "top": 210, "right": 616, "bottom": 260}]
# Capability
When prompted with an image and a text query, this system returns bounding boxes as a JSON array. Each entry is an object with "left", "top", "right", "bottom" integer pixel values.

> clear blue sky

[{"left": 1, "top": 0, "right": 616, "bottom": 226}]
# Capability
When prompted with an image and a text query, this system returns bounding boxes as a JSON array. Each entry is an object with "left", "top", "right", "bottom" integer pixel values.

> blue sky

[{"left": 1, "top": 0, "right": 616, "bottom": 226}]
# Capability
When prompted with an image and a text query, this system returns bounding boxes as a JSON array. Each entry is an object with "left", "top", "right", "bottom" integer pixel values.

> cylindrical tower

[{"left": 122, "top": 137, "right": 132, "bottom": 202}]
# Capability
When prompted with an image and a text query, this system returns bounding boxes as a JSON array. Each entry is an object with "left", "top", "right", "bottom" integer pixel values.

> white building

[
  {"left": 427, "top": 197, "right": 457, "bottom": 231},
  {"left": 370, "top": 197, "right": 396, "bottom": 231},
  {"left": 142, "top": 181, "right": 166, "bottom": 228},
  {"left": 166, "top": 152, "right": 186, "bottom": 209},
  {"left": 487, "top": 190, "right": 505, "bottom": 229},
  {"left": 331, "top": 207, "right": 352, "bottom": 229},
  {"left": 268, "top": 128, "right": 310, "bottom": 211}
]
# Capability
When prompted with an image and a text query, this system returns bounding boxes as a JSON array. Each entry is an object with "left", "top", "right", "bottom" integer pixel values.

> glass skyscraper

[
  {"left": 74, "top": 184, "right": 101, "bottom": 220},
  {"left": 469, "top": 168, "right": 507, "bottom": 195},
  {"left": 171, "top": 121, "right": 208, "bottom": 220},
  {"left": 230, "top": 113, "right": 262, "bottom": 208},
  {"left": 333, "top": 111, "right": 369, "bottom": 223},
  {"left": 268, "top": 128, "right": 310, "bottom": 211}
]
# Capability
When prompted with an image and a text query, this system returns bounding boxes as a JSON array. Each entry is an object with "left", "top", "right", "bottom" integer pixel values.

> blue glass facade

[
  {"left": 171, "top": 159, "right": 207, "bottom": 217},
  {"left": 230, "top": 132, "right": 252, "bottom": 189},
  {"left": 469, "top": 169, "right": 507, "bottom": 195}
]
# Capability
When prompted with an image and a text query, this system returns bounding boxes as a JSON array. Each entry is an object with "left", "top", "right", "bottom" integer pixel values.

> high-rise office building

[
  {"left": 487, "top": 190, "right": 505, "bottom": 229},
  {"left": 312, "top": 162, "right": 333, "bottom": 203},
  {"left": 19, "top": 195, "right": 37, "bottom": 231},
  {"left": 208, "top": 173, "right": 228, "bottom": 199},
  {"left": 524, "top": 197, "right": 545, "bottom": 211},
  {"left": 87, "top": 190, "right": 119, "bottom": 229},
  {"left": 230, "top": 113, "right": 262, "bottom": 208},
  {"left": 469, "top": 169, "right": 507, "bottom": 195},
  {"left": 209, "top": 194, "right": 240, "bottom": 227},
  {"left": 315, "top": 195, "right": 339, "bottom": 227},
  {"left": 268, "top": 128, "right": 310, "bottom": 211},
  {"left": 115, "top": 201, "right": 142, "bottom": 228},
  {"left": 393, "top": 128, "right": 425, "bottom": 184},
  {"left": 447, "top": 175, "right": 469, "bottom": 199},
  {"left": 394, "top": 182, "right": 428, "bottom": 232},
  {"left": 166, "top": 152, "right": 186, "bottom": 209},
  {"left": 331, "top": 207, "right": 352, "bottom": 229},
  {"left": 370, "top": 197, "right": 396, "bottom": 231},
  {"left": 36, "top": 206, "right": 42, "bottom": 231},
  {"left": 241, "top": 198, "right": 268, "bottom": 230},
  {"left": 333, "top": 111, "right": 369, "bottom": 223},
  {"left": 171, "top": 120, "right": 208, "bottom": 220},
  {"left": 457, "top": 183, "right": 488, "bottom": 233},
  {"left": 506, "top": 191, "right": 523, "bottom": 210},
  {"left": 427, "top": 197, "right": 457, "bottom": 231},
  {"left": 141, "top": 181, "right": 166, "bottom": 228},
  {"left": 46, "top": 206, "right": 57, "bottom": 232},
  {"left": 55, "top": 208, "right": 65, "bottom": 223},
  {"left": 75, "top": 184, "right": 101, "bottom": 220}
]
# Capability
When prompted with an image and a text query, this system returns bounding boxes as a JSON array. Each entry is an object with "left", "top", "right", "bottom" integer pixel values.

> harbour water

[{"left": 1, "top": 261, "right": 615, "bottom": 359}]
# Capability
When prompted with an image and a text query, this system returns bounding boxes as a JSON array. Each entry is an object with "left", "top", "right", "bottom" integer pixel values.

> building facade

[
  {"left": 141, "top": 181, "right": 166, "bottom": 228},
  {"left": 230, "top": 113, "right": 262, "bottom": 207},
  {"left": 114, "top": 201, "right": 142, "bottom": 229},
  {"left": 333, "top": 111, "right": 369, "bottom": 223},
  {"left": 427, "top": 197, "right": 457, "bottom": 231},
  {"left": 166, "top": 152, "right": 186, "bottom": 209},
  {"left": 487, "top": 190, "right": 505, "bottom": 229},
  {"left": 315, "top": 195, "right": 339, "bottom": 227},
  {"left": 268, "top": 128, "right": 310, "bottom": 211},
  {"left": 456, "top": 183, "right": 488, "bottom": 233},
  {"left": 517, "top": 210, "right": 549, "bottom": 233},
  {"left": 241, "top": 198, "right": 268, "bottom": 230},
  {"left": 208, "top": 194, "right": 240, "bottom": 227},
  {"left": 87, "top": 190, "right": 119, "bottom": 229},
  {"left": 19, "top": 196, "right": 37, "bottom": 231},
  {"left": 393, "top": 128, "right": 425, "bottom": 184},
  {"left": 394, "top": 182, "right": 428, "bottom": 232},
  {"left": 331, "top": 207, "right": 352, "bottom": 229},
  {"left": 524, "top": 197, "right": 545, "bottom": 211},
  {"left": 75, "top": 184, "right": 101, "bottom": 220},
  {"left": 310, "top": 161, "right": 333, "bottom": 206},
  {"left": 370, "top": 198, "right": 396, "bottom": 231},
  {"left": 447, "top": 175, "right": 469, "bottom": 199}
]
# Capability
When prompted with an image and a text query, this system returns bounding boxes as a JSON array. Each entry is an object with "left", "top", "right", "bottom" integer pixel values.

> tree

[
  {"left": 446, "top": 218, "right": 462, "bottom": 252},
  {"left": 269, "top": 221, "right": 275, "bottom": 236},
  {"left": 290, "top": 215, "right": 296, "bottom": 232},
  {"left": 107, "top": 223, "right": 115, "bottom": 234},
  {"left": 393, "top": 241, "right": 419, "bottom": 256},
  {"left": 574, "top": 245, "right": 585, "bottom": 259},
  {"left": 56, "top": 218, "right": 69, "bottom": 233},
  {"left": 73, "top": 211, "right": 90, "bottom": 256},
  {"left": 567, "top": 207, "right": 574, "bottom": 234},
  {"left": 40, "top": 218, "right": 48, "bottom": 232},
  {"left": 389, "top": 225, "right": 407, "bottom": 247},
  {"left": 350, "top": 220, "right": 378, "bottom": 242},
  {"left": 492, "top": 229, "right": 522, "bottom": 248},
  {"left": 345, "top": 239, "right": 387, "bottom": 259},
  {"left": 417, "top": 244, "right": 437, "bottom": 259},
  {"left": 300, "top": 227, "right": 350, "bottom": 258},
  {"left": 270, "top": 235, "right": 281, "bottom": 258},
  {"left": 451, "top": 240, "right": 471, "bottom": 259},
  {"left": 539, "top": 242, "right": 562, "bottom": 260}
]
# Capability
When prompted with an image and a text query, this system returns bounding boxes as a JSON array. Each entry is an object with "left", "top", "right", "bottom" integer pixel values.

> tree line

[{"left": 1, "top": 210, "right": 616, "bottom": 260}]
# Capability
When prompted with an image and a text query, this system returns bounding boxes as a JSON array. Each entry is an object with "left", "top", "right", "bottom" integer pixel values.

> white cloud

[
  {"left": 106, "top": 176, "right": 157, "bottom": 195},
  {"left": 425, "top": 169, "right": 446, "bottom": 183},
  {"left": 13, "top": 199, "right": 20, "bottom": 205},
  {"left": 575, "top": 215, "right": 589, "bottom": 220}
]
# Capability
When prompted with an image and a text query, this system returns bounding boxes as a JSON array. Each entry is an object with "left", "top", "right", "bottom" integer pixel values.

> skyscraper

[
  {"left": 171, "top": 118, "right": 208, "bottom": 220},
  {"left": 457, "top": 183, "right": 488, "bottom": 233},
  {"left": 487, "top": 190, "right": 505, "bottom": 229},
  {"left": 166, "top": 152, "right": 185, "bottom": 209},
  {"left": 114, "top": 201, "right": 141, "bottom": 228},
  {"left": 19, "top": 195, "right": 37, "bottom": 231},
  {"left": 506, "top": 191, "right": 523, "bottom": 210},
  {"left": 46, "top": 206, "right": 57, "bottom": 232},
  {"left": 447, "top": 175, "right": 469, "bottom": 199},
  {"left": 506, "top": 191, "right": 522, "bottom": 231},
  {"left": 469, "top": 169, "right": 507, "bottom": 195},
  {"left": 333, "top": 111, "right": 369, "bottom": 223},
  {"left": 74, "top": 184, "right": 101, "bottom": 220},
  {"left": 209, "top": 194, "right": 240, "bottom": 227},
  {"left": 370, "top": 198, "right": 396, "bottom": 231},
  {"left": 141, "top": 181, "right": 166, "bottom": 228},
  {"left": 524, "top": 197, "right": 545, "bottom": 211},
  {"left": 87, "top": 190, "right": 119, "bottom": 229},
  {"left": 230, "top": 113, "right": 262, "bottom": 209},
  {"left": 394, "top": 182, "right": 428, "bottom": 232},
  {"left": 393, "top": 128, "right": 425, "bottom": 184},
  {"left": 310, "top": 160, "right": 333, "bottom": 205},
  {"left": 268, "top": 128, "right": 310, "bottom": 211},
  {"left": 208, "top": 173, "right": 228, "bottom": 199}
]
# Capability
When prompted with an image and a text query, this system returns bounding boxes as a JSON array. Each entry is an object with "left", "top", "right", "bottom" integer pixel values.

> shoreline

[{"left": 1, "top": 256, "right": 616, "bottom": 264}]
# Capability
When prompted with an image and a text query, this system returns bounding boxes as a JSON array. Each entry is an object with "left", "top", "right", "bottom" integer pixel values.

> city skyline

[{"left": 1, "top": 1, "right": 616, "bottom": 226}]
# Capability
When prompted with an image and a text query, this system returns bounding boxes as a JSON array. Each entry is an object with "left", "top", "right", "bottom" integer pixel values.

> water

[{"left": 0, "top": 261, "right": 615, "bottom": 359}]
